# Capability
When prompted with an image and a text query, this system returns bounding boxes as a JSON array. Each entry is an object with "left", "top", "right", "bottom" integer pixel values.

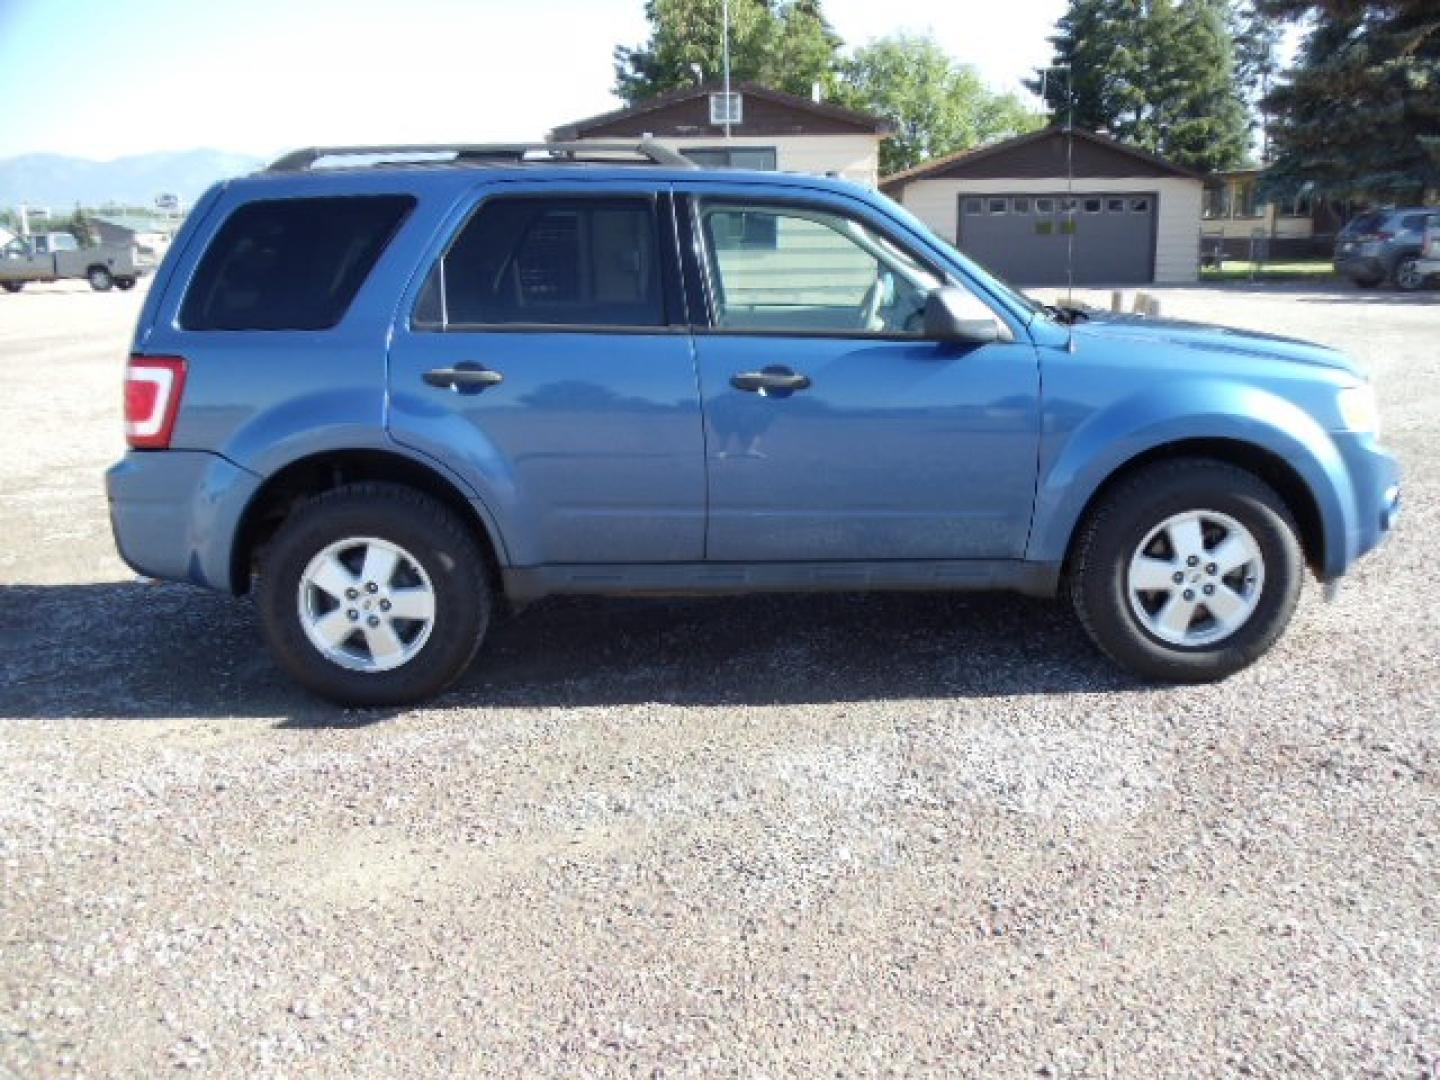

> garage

[
  {"left": 958, "top": 190, "right": 1157, "bottom": 285},
  {"left": 882, "top": 127, "right": 1204, "bottom": 286}
]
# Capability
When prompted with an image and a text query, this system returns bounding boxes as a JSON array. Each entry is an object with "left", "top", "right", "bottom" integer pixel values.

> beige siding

[
  {"left": 581, "top": 134, "right": 881, "bottom": 187},
  {"left": 893, "top": 175, "right": 1204, "bottom": 283}
]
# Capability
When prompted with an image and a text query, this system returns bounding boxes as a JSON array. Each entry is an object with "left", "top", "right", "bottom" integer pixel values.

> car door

[
  {"left": 678, "top": 186, "right": 1040, "bottom": 562},
  {"left": 386, "top": 182, "right": 706, "bottom": 566}
]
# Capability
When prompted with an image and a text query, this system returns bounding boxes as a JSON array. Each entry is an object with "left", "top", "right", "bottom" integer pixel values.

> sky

[{"left": 0, "top": 0, "right": 1072, "bottom": 161}]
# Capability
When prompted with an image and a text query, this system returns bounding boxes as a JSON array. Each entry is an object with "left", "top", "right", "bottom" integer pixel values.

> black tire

[
  {"left": 1, "top": 281, "right": 22, "bottom": 294},
  {"left": 114, "top": 276, "right": 136, "bottom": 291},
  {"left": 1393, "top": 256, "right": 1426, "bottom": 292},
  {"left": 1352, "top": 276, "right": 1381, "bottom": 289},
  {"left": 87, "top": 266, "right": 114, "bottom": 291},
  {"left": 256, "top": 482, "right": 491, "bottom": 706},
  {"left": 1069, "top": 458, "right": 1303, "bottom": 683}
]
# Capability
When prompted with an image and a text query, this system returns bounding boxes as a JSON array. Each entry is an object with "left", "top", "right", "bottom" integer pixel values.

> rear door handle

[
  {"left": 423, "top": 363, "right": 504, "bottom": 392},
  {"left": 730, "top": 366, "right": 811, "bottom": 394}
]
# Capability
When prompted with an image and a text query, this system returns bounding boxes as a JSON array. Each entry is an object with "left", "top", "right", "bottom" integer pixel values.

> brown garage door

[{"left": 957, "top": 193, "right": 1157, "bottom": 286}]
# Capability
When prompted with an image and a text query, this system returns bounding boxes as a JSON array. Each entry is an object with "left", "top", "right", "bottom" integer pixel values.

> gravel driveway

[{"left": 1, "top": 280, "right": 1436, "bottom": 1077}]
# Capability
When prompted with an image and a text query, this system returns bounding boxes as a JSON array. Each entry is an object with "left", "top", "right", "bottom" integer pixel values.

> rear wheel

[
  {"left": 1070, "top": 459, "right": 1303, "bottom": 683},
  {"left": 1352, "top": 276, "right": 1381, "bottom": 289},
  {"left": 257, "top": 482, "right": 491, "bottom": 706},
  {"left": 114, "top": 276, "right": 136, "bottom": 291},
  {"left": 87, "top": 266, "right": 114, "bottom": 291},
  {"left": 0, "top": 281, "right": 22, "bottom": 294}
]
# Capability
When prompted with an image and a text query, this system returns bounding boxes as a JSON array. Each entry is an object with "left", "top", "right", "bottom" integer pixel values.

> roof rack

[{"left": 264, "top": 140, "right": 698, "bottom": 173}]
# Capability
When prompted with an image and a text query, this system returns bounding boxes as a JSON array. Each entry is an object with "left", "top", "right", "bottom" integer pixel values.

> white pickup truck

[{"left": 0, "top": 231, "right": 154, "bottom": 293}]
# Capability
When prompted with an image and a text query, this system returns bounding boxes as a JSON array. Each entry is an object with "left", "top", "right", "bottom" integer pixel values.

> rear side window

[
  {"left": 180, "top": 195, "right": 414, "bottom": 330},
  {"left": 413, "top": 197, "right": 665, "bottom": 329}
]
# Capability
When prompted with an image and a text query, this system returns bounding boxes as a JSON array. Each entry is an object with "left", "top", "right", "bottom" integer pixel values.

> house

[
  {"left": 91, "top": 214, "right": 175, "bottom": 254},
  {"left": 881, "top": 127, "right": 1205, "bottom": 286},
  {"left": 1201, "top": 168, "right": 1340, "bottom": 260},
  {"left": 550, "top": 81, "right": 893, "bottom": 188}
]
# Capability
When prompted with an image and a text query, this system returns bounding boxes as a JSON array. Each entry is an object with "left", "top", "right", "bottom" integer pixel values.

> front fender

[{"left": 1027, "top": 378, "right": 1357, "bottom": 577}]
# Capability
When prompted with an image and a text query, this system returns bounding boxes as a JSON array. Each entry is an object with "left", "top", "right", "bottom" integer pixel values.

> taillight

[{"left": 124, "top": 355, "right": 187, "bottom": 449}]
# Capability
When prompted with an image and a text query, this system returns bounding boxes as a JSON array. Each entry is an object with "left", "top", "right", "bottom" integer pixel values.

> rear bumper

[{"left": 106, "top": 450, "right": 261, "bottom": 591}]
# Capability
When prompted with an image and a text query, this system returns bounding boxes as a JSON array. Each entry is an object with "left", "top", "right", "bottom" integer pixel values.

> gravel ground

[{"left": 0, "top": 279, "right": 1436, "bottom": 1077}]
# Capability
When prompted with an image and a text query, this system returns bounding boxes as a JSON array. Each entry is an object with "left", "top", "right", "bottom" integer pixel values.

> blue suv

[{"left": 107, "top": 142, "right": 1400, "bottom": 705}]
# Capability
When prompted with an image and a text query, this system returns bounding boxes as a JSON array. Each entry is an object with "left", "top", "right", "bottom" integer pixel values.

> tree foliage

[
  {"left": 1029, "top": 0, "right": 1250, "bottom": 172},
  {"left": 614, "top": 0, "right": 842, "bottom": 104},
  {"left": 837, "top": 34, "right": 1044, "bottom": 174},
  {"left": 1259, "top": 0, "right": 1440, "bottom": 202}
]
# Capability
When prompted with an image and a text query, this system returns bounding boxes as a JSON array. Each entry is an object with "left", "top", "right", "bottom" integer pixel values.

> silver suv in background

[{"left": 1333, "top": 207, "right": 1438, "bottom": 290}]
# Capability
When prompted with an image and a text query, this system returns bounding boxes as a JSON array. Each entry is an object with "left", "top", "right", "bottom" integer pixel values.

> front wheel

[
  {"left": 1393, "top": 256, "right": 1427, "bottom": 292},
  {"left": 257, "top": 482, "right": 492, "bottom": 706},
  {"left": 1, "top": 281, "right": 22, "bottom": 294},
  {"left": 87, "top": 266, "right": 114, "bottom": 291},
  {"left": 1069, "top": 459, "right": 1303, "bottom": 683}
]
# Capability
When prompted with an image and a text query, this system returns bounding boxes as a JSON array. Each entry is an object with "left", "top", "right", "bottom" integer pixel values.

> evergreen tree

[
  {"left": 614, "top": 0, "right": 842, "bottom": 104},
  {"left": 1029, "top": 0, "right": 1250, "bottom": 171},
  {"left": 1259, "top": 0, "right": 1440, "bottom": 202},
  {"left": 838, "top": 34, "right": 1043, "bottom": 174},
  {"left": 66, "top": 208, "right": 96, "bottom": 248}
]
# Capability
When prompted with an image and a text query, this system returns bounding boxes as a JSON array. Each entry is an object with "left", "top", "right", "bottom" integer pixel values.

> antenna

[{"left": 721, "top": 0, "right": 732, "bottom": 140}]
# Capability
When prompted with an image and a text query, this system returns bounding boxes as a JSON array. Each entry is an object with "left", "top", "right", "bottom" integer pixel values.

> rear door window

[
  {"left": 180, "top": 195, "right": 414, "bottom": 331},
  {"left": 414, "top": 197, "right": 666, "bottom": 329}
]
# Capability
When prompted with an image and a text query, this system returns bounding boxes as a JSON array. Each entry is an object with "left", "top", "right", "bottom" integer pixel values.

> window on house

[
  {"left": 1034, "top": 198, "right": 1055, "bottom": 214},
  {"left": 1130, "top": 197, "right": 1151, "bottom": 213},
  {"left": 1107, "top": 198, "right": 1126, "bottom": 213},
  {"left": 1083, "top": 197, "right": 1103, "bottom": 214},
  {"left": 988, "top": 198, "right": 1008, "bottom": 214},
  {"left": 1012, "top": 197, "right": 1031, "bottom": 214},
  {"left": 963, "top": 198, "right": 984, "bottom": 215},
  {"left": 709, "top": 93, "right": 743, "bottom": 126},
  {"left": 679, "top": 147, "right": 777, "bottom": 171}
]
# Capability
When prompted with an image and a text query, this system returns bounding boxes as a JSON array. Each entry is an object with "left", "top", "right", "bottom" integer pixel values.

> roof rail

[{"left": 264, "top": 140, "right": 698, "bottom": 173}]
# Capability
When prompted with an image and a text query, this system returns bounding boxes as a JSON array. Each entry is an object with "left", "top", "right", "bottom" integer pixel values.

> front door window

[{"left": 696, "top": 200, "right": 943, "bottom": 335}]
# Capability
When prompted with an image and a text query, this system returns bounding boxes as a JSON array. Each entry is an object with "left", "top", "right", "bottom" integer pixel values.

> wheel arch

[
  {"left": 1056, "top": 438, "right": 1328, "bottom": 581},
  {"left": 230, "top": 447, "right": 506, "bottom": 595}
]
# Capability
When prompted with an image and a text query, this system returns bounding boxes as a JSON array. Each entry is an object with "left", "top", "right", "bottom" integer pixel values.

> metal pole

[{"left": 722, "top": 0, "right": 732, "bottom": 139}]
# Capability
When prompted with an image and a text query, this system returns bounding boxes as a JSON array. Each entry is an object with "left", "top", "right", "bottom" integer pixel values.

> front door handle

[
  {"left": 423, "top": 363, "right": 504, "bottom": 392},
  {"left": 730, "top": 366, "right": 811, "bottom": 394}
]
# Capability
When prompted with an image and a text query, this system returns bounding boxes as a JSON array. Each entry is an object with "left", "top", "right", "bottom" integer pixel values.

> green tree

[
  {"left": 837, "top": 33, "right": 1043, "bottom": 175},
  {"left": 1259, "top": 0, "right": 1440, "bottom": 202},
  {"left": 65, "top": 208, "right": 96, "bottom": 247},
  {"left": 1029, "top": 0, "right": 1250, "bottom": 172},
  {"left": 614, "top": 0, "right": 842, "bottom": 104},
  {"left": 1228, "top": 0, "right": 1282, "bottom": 157}
]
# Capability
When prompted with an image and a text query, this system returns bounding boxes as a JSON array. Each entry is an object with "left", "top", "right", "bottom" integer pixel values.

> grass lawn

[{"left": 1200, "top": 258, "right": 1337, "bottom": 282}]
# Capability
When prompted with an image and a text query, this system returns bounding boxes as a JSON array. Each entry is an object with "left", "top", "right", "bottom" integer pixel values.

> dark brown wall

[
  {"left": 930, "top": 134, "right": 1181, "bottom": 180},
  {"left": 579, "top": 93, "right": 875, "bottom": 138}
]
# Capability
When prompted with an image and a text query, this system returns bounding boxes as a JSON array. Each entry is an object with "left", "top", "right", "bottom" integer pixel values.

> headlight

[{"left": 1337, "top": 384, "right": 1379, "bottom": 435}]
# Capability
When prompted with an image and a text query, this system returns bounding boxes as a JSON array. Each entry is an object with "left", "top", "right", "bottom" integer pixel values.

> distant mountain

[{"left": 0, "top": 149, "right": 266, "bottom": 209}]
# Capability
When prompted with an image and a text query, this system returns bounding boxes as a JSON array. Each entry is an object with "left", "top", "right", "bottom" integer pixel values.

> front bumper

[
  {"left": 1333, "top": 253, "right": 1384, "bottom": 281},
  {"left": 1331, "top": 432, "right": 1401, "bottom": 574},
  {"left": 106, "top": 450, "right": 261, "bottom": 592}
]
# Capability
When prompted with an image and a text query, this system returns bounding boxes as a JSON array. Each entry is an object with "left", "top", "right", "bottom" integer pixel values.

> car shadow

[{"left": 0, "top": 580, "right": 1143, "bottom": 726}]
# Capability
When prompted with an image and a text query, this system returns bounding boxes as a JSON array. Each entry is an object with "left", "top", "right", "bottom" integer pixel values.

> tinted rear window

[
  {"left": 181, "top": 195, "right": 414, "bottom": 330},
  {"left": 413, "top": 197, "right": 665, "bottom": 329}
]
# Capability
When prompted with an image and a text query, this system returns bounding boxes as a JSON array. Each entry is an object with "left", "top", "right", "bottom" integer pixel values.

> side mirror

[{"left": 923, "top": 286, "right": 1003, "bottom": 345}]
